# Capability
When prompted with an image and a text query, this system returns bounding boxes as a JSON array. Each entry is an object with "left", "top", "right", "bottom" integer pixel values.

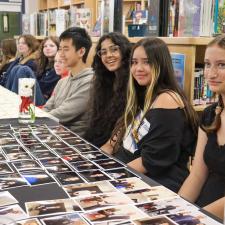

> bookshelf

[{"left": 38, "top": 0, "right": 97, "bottom": 29}]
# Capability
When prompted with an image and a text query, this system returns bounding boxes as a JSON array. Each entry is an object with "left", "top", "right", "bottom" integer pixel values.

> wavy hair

[
  {"left": 203, "top": 34, "right": 225, "bottom": 132},
  {"left": 36, "top": 36, "right": 59, "bottom": 76},
  {"left": 85, "top": 32, "right": 131, "bottom": 146},
  {"left": 112, "top": 38, "right": 198, "bottom": 150}
]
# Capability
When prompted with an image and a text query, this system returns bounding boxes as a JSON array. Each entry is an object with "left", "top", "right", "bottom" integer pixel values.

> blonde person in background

[{"left": 179, "top": 35, "right": 225, "bottom": 218}]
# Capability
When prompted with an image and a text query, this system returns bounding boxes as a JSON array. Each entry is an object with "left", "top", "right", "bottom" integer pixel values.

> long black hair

[{"left": 85, "top": 32, "right": 131, "bottom": 147}]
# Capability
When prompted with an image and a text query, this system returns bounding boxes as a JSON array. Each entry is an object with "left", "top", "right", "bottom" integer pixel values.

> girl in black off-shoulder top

[{"left": 101, "top": 38, "right": 198, "bottom": 193}]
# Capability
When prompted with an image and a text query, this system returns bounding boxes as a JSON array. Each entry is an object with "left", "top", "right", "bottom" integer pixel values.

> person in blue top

[
  {"left": 36, "top": 36, "right": 60, "bottom": 100},
  {"left": 102, "top": 38, "right": 198, "bottom": 192}
]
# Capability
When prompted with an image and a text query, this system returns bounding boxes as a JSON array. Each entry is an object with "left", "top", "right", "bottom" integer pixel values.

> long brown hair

[
  {"left": 0, "top": 38, "right": 17, "bottom": 70},
  {"left": 112, "top": 38, "right": 198, "bottom": 151},
  {"left": 18, "top": 34, "right": 39, "bottom": 55},
  {"left": 203, "top": 35, "right": 225, "bottom": 133}
]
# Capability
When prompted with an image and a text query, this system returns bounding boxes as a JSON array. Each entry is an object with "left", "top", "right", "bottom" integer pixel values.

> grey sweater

[{"left": 44, "top": 68, "right": 93, "bottom": 136}]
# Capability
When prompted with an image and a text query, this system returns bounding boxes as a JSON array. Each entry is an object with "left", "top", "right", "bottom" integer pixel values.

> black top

[
  {"left": 114, "top": 108, "right": 196, "bottom": 193},
  {"left": 37, "top": 68, "right": 60, "bottom": 100},
  {"left": 196, "top": 103, "right": 225, "bottom": 207}
]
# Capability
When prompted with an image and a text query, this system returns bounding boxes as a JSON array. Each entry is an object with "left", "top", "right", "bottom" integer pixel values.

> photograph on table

[
  {"left": 26, "top": 198, "right": 82, "bottom": 217},
  {"left": 110, "top": 177, "right": 151, "bottom": 192},
  {"left": 19, "top": 169, "right": 56, "bottom": 186},
  {"left": 55, "top": 131, "right": 78, "bottom": 139},
  {"left": 12, "top": 126, "right": 31, "bottom": 133},
  {"left": 136, "top": 197, "right": 199, "bottom": 218},
  {"left": 0, "top": 132, "right": 14, "bottom": 139},
  {"left": 0, "top": 204, "right": 28, "bottom": 221},
  {"left": 63, "top": 181, "right": 116, "bottom": 198},
  {"left": 39, "top": 157, "right": 64, "bottom": 167},
  {"left": 62, "top": 154, "right": 86, "bottom": 163},
  {"left": 41, "top": 213, "right": 88, "bottom": 225},
  {"left": 95, "top": 159, "right": 125, "bottom": 170},
  {"left": 31, "top": 150, "right": 57, "bottom": 159},
  {"left": 125, "top": 186, "right": 178, "bottom": 204},
  {"left": 45, "top": 164, "right": 72, "bottom": 173},
  {"left": 0, "top": 136, "right": 18, "bottom": 146},
  {"left": 83, "top": 205, "right": 147, "bottom": 223},
  {"left": 15, "top": 218, "right": 42, "bottom": 225},
  {"left": 19, "top": 138, "right": 40, "bottom": 146},
  {"left": 63, "top": 136, "right": 85, "bottom": 144},
  {"left": 0, "top": 152, "right": 7, "bottom": 161},
  {"left": 167, "top": 210, "right": 222, "bottom": 225},
  {"left": 13, "top": 160, "right": 41, "bottom": 171},
  {"left": 133, "top": 215, "right": 177, "bottom": 225},
  {"left": 77, "top": 192, "right": 133, "bottom": 211},
  {"left": 53, "top": 147, "right": 78, "bottom": 156},
  {"left": 53, "top": 171, "right": 85, "bottom": 186},
  {"left": 79, "top": 170, "right": 112, "bottom": 182},
  {"left": 48, "top": 125, "right": 70, "bottom": 134},
  {"left": 0, "top": 173, "right": 29, "bottom": 189},
  {"left": 0, "top": 124, "right": 11, "bottom": 130},
  {"left": 45, "top": 141, "right": 69, "bottom": 149},
  {"left": 73, "top": 143, "right": 99, "bottom": 153},
  {"left": 29, "top": 124, "right": 49, "bottom": 130},
  {"left": 32, "top": 128, "right": 52, "bottom": 135},
  {"left": 0, "top": 162, "right": 14, "bottom": 174},
  {"left": 34, "top": 134, "right": 60, "bottom": 143},
  {"left": 23, "top": 143, "right": 49, "bottom": 152},
  {"left": 71, "top": 160, "right": 99, "bottom": 172},
  {"left": 0, "top": 191, "right": 18, "bottom": 207},
  {"left": 105, "top": 168, "right": 137, "bottom": 180},
  {"left": 83, "top": 152, "right": 109, "bottom": 161}
]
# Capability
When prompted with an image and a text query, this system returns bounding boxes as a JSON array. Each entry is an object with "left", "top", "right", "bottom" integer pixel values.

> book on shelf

[
  {"left": 22, "top": 14, "right": 30, "bottom": 34},
  {"left": 55, "top": 9, "right": 69, "bottom": 37},
  {"left": 75, "top": 8, "right": 92, "bottom": 33},
  {"left": 171, "top": 52, "right": 185, "bottom": 89},
  {"left": 132, "top": 10, "right": 148, "bottom": 24}
]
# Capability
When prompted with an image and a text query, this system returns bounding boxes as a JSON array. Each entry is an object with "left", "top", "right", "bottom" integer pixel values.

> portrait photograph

[
  {"left": 0, "top": 173, "right": 28, "bottom": 189},
  {"left": 46, "top": 141, "right": 69, "bottom": 149},
  {"left": 32, "top": 150, "right": 57, "bottom": 159},
  {"left": 0, "top": 204, "right": 28, "bottom": 221},
  {"left": 83, "top": 152, "right": 109, "bottom": 161},
  {"left": 125, "top": 186, "right": 178, "bottom": 204},
  {"left": 110, "top": 177, "right": 151, "bottom": 192},
  {"left": 133, "top": 216, "right": 177, "bottom": 225},
  {"left": 73, "top": 143, "right": 99, "bottom": 153},
  {"left": 83, "top": 205, "right": 147, "bottom": 223},
  {"left": 16, "top": 218, "right": 42, "bottom": 225},
  {"left": 106, "top": 168, "right": 137, "bottom": 180},
  {"left": 40, "top": 157, "right": 64, "bottom": 167},
  {"left": 54, "top": 171, "right": 85, "bottom": 186},
  {"left": 36, "top": 133, "right": 60, "bottom": 143},
  {"left": 63, "top": 181, "right": 116, "bottom": 198},
  {"left": 56, "top": 131, "right": 78, "bottom": 139},
  {"left": 62, "top": 154, "right": 86, "bottom": 163},
  {"left": 0, "top": 162, "right": 14, "bottom": 174},
  {"left": 0, "top": 152, "right": 7, "bottom": 161},
  {"left": 53, "top": 147, "right": 78, "bottom": 156},
  {"left": 26, "top": 198, "right": 82, "bottom": 217},
  {"left": 77, "top": 192, "right": 133, "bottom": 211},
  {"left": 23, "top": 143, "right": 49, "bottom": 152},
  {"left": 71, "top": 160, "right": 99, "bottom": 171},
  {"left": 13, "top": 160, "right": 41, "bottom": 171},
  {"left": 96, "top": 159, "right": 125, "bottom": 170},
  {"left": 79, "top": 170, "right": 112, "bottom": 182},
  {"left": 49, "top": 125, "right": 69, "bottom": 134},
  {"left": 63, "top": 137, "right": 85, "bottom": 146},
  {"left": 41, "top": 213, "right": 88, "bottom": 225},
  {"left": 0, "top": 137, "right": 18, "bottom": 146},
  {"left": 45, "top": 164, "right": 72, "bottom": 173},
  {"left": 0, "top": 191, "right": 18, "bottom": 207},
  {"left": 20, "top": 169, "right": 56, "bottom": 186}
]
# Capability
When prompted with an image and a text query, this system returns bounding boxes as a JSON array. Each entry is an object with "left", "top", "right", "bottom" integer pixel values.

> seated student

[
  {"left": 0, "top": 38, "right": 17, "bottom": 86},
  {"left": 101, "top": 38, "right": 198, "bottom": 193},
  {"left": 43, "top": 27, "right": 93, "bottom": 137},
  {"left": 203, "top": 197, "right": 224, "bottom": 220},
  {"left": 36, "top": 36, "right": 60, "bottom": 100},
  {"left": 54, "top": 51, "right": 68, "bottom": 78},
  {"left": 84, "top": 32, "right": 131, "bottom": 147},
  {"left": 4, "top": 34, "right": 39, "bottom": 91},
  {"left": 179, "top": 35, "right": 225, "bottom": 207}
]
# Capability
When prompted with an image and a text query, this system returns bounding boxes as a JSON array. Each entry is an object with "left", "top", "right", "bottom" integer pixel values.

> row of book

[
  {"left": 129, "top": 0, "right": 225, "bottom": 37},
  {"left": 22, "top": 7, "right": 91, "bottom": 37}
]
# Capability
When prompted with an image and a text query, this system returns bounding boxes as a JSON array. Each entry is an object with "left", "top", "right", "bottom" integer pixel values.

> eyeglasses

[{"left": 97, "top": 45, "right": 120, "bottom": 58}]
